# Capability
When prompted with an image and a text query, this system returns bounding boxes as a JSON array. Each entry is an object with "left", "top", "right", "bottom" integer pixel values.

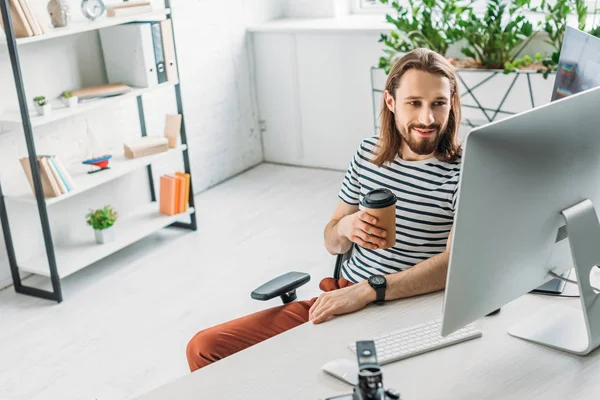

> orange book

[
  {"left": 175, "top": 172, "right": 190, "bottom": 212},
  {"left": 159, "top": 175, "right": 177, "bottom": 215},
  {"left": 167, "top": 174, "right": 183, "bottom": 213}
]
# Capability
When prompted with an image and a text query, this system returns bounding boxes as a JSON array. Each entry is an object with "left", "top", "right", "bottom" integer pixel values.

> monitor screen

[{"left": 551, "top": 26, "right": 600, "bottom": 101}]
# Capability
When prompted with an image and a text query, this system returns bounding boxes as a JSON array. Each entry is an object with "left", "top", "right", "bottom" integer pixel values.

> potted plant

[
  {"left": 32, "top": 96, "right": 51, "bottom": 116},
  {"left": 86, "top": 205, "right": 118, "bottom": 244},
  {"left": 61, "top": 90, "right": 78, "bottom": 108}
]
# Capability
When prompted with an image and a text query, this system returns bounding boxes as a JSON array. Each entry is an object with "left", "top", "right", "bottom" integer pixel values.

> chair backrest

[{"left": 333, "top": 244, "right": 354, "bottom": 279}]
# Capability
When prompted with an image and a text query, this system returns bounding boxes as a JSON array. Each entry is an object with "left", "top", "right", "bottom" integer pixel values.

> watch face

[{"left": 370, "top": 275, "right": 385, "bottom": 286}]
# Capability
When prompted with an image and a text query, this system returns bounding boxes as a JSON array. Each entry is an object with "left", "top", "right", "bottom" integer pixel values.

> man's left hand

[{"left": 308, "top": 282, "right": 376, "bottom": 324}]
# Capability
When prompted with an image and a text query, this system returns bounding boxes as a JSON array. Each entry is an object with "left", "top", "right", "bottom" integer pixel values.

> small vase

[
  {"left": 34, "top": 103, "right": 51, "bottom": 116},
  {"left": 61, "top": 96, "right": 78, "bottom": 108},
  {"left": 94, "top": 226, "right": 115, "bottom": 244}
]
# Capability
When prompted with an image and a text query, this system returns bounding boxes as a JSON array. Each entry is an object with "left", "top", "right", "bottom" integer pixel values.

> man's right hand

[{"left": 336, "top": 211, "right": 388, "bottom": 250}]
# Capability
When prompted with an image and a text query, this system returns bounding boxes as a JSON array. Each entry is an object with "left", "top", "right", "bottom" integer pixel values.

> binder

[
  {"left": 99, "top": 23, "right": 158, "bottom": 88},
  {"left": 150, "top": 22, "right": 167, "bottom": 84},
  {"left": 159, "top": 19, "right": 179, "bottom": 83}
]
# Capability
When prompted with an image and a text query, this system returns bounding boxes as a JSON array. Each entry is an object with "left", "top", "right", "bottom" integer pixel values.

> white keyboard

[{"left": 349, "top": 319, "right": 482, "bottom": 365}]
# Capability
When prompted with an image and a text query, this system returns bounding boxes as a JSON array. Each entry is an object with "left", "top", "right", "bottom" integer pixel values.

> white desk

[{"left": 135, "top": 292, "right": 600, "bottom": 399}]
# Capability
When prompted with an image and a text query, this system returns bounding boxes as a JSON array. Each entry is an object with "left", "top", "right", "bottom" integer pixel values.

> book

[
  {"left": 123, "top": 136, "right": 169, "bottom": 159},
  {"left": 18, "top": 0, "right": 42, "bottom": 36},
  {"left": 106, "top": 2, "right": 152, "bottom": 18},
  {"left": 0, "top": 0, "right": 33, "bottom": 38},
  {"left": 159, "top": 175, "right": 177, "bottom": 215},
  {"left": 46, "top": 156, "right": 68, "bottom": 194},
  {"left": 48, "top": 156, "right": 72, "bottom": 192},
  {"left": 38, "top": 157, "right": 62, "bottom": 197},
  {"left": 166, "top": 174, "right": 183, "bottom": 213},
  {"left": 51, "top": 156, "right": 75, "bottom": 190},
  {"left": 175, "top": 172, "right": 190, "bottom": 212}
]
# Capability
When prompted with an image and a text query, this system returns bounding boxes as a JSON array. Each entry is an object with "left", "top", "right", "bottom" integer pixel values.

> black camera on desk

[{"left": 325, "top": 340, "right": 401, "bottom": 400}]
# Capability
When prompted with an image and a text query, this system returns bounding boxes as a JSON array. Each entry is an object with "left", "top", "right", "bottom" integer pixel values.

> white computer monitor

[{"left": 441, "top": 83, "right": 600, "bottom": 356}]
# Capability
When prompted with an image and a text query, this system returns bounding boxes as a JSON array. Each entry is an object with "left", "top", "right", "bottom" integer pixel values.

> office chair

[
  {"left": 250, "top": 245, "right": 352, "bottom": 304},
  {"left": 250, "top": 244, "right": 502, "bottom": 316}
]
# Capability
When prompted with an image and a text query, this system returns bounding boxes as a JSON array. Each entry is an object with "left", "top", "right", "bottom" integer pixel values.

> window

[{"left": 351, "top": 0, "right": 394, "bottom": 13}]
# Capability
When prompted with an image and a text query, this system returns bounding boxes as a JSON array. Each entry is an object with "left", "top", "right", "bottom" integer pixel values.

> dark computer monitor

[{"left": 551, "top": 26, "right": 600, "bottom": 101}]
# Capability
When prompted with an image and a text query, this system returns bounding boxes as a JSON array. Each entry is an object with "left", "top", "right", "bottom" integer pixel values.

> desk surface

[{"left": 136, "top": 291, "right": 600, "bottom": 400}]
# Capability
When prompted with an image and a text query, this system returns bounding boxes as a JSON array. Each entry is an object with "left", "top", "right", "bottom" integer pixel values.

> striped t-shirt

[{"left": 338, "top": 136, "right": 461, "bottom": 283}]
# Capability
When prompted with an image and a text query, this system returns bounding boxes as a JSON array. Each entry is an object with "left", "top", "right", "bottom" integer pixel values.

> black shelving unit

[{"left": 0, "top": 0, "right": 197, "bottom": 303}]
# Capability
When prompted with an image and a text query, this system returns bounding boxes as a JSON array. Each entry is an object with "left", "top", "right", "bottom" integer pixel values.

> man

[{"left": 186, "top": 48, "right": 462, "bottom": 372}]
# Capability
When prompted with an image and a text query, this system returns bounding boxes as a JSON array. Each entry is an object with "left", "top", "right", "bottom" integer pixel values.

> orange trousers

[{"left": 186, "top": 277, "right": 354, "bottom": 372}]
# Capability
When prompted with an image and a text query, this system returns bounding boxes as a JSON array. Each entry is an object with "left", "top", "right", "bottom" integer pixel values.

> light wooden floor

[{"left": 0, "top": 163, "right": 345, "bottom": 400}]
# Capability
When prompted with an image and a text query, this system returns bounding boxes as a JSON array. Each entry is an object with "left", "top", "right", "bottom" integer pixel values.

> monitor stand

[{"left": 508, "top": 199, "right": 600, "bottom": 356}]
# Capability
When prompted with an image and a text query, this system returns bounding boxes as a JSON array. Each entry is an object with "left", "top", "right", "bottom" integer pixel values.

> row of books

[
  {"left": 19, "top": 155, "right": 76, "bottom": 198},
  {"left": 160, "top": 172, "right": 190, "bottom": 216},
  {"left": 0, "top": 0, "right": 46, "bottom": 38}
]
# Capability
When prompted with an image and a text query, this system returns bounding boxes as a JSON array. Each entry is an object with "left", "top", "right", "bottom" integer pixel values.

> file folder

[
  {"left": 160, "top": 19, "right": 179, "bottom": 83},
  {"left": 99, "top": 23, "right": 158, "bottom": 88},
  {"left": 150, "top": 21, "right": 167, "bottom": 84}
]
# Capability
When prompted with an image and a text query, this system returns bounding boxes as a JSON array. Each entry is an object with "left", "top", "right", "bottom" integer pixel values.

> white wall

[
  {"left": 251, "top": 19, "right": 560, "bottom": 171},
  {"left": 0, "top": 0, "right": 283, "bottom": 290}
]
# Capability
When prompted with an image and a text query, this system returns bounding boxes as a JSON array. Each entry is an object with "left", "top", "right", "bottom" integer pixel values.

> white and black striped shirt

[{"left": 338, "top": 136, "right": 461, "bottom": 283}]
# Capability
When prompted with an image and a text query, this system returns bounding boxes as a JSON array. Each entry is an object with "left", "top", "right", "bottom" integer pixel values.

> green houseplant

[
  {"left": 86, "top": 205, "right": 118, "bottom": 244},
  {"left": 32, "top": 95, "right": 51, "bottom": 116},
  {"left": 377, "top": 0, "right": 473, "bottom": 73},
  {"left": 458, "top": 0, "right": 535, "bottom": 70},
  {"left": 61, "top": 90, "right": 79, "bottom": 108}
]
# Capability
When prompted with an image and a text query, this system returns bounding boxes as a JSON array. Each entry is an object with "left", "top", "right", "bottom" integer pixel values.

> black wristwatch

[{"left": 368, "top": 275, "right": 387, "bottom": 305}]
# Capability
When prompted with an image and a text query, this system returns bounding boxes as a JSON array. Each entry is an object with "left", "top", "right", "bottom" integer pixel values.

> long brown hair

[{"left": 373, "top": 48, "right": 462, "bottom": 167}]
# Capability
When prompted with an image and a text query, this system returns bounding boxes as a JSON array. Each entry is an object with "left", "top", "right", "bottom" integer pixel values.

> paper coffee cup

[{"left": 360, "top": 188, "right": 397, "bottom": 249}]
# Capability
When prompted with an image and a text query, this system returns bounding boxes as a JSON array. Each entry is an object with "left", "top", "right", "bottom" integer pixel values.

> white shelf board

[
  {"left": 5, "top": 145, "right": 187, "bottom": 206},
  {"left": 0, "top": 82, "right": 176, "bottom": 128},
  {"left": 0, "top": 9, "right": 171, "bottom": 45},
  {"left": 18, "top": 204, "right": 195, "bottom": 278}
]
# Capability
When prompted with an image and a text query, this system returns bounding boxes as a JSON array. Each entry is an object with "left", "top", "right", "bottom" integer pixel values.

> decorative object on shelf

[
  {"left": 32, "top": 96, "right": 51, "bottom": 116},
  {"left": 61, "top": 91, "right": 78, "bottom": 108},
  {"left": 47, "top": 0, "right": 71, "bottom": 28},
  {"left": 81, "top": 0, "right": 105, "bottom": 21},
  {"left": 123, "top": 136, "right": 169, "bottom": 159},
  {"left": 70, "top": 82, "right": 131, "bottom": 100},
  {"left": 164, "top": 114, "right": 182, "bottom": 148},
  {"left": 106, "top": 1, "right": 152, "bottom": 17},
  {"left": 86, "top": 205, "right": 118, "bottom": 244},
  {"left": 82, "top": 154, "right": 112, "bottom": 174}
]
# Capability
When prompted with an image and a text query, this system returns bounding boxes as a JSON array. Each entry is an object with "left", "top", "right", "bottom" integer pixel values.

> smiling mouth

[{"left": 413, "top": 128, "right": 436, "bottom": 137}]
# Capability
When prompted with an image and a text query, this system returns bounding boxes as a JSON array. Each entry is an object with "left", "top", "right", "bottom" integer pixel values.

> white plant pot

[
  {"left": 61, "top": 96, "right": 78, "bottom": 108},
  {"left": 33, "top": 102, "right": 51, "bottom": 116},
  {"left": 456, "top": 69, "right": 556, "bottom": 128},
  {"left": 94, "top": 226, "right": 115, "bottom": 244}
]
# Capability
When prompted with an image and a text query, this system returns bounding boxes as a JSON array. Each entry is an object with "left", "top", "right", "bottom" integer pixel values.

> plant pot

[
  {"left": 61, "top": 96, "right": 78, "bottom": 108},
  {"left": 94, "top": 226, "right": 115, "bottom": 244},
  {"left": 33, "top": 102, "right": 51, "bottom": 116},
  {"left": 456, "top": 68, "right": 556, "bottom": 128}
]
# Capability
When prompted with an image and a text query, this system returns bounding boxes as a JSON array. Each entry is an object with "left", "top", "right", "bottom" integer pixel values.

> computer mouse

[{"left": 321, "top": 358, "right": 358, "bottom": 386}]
